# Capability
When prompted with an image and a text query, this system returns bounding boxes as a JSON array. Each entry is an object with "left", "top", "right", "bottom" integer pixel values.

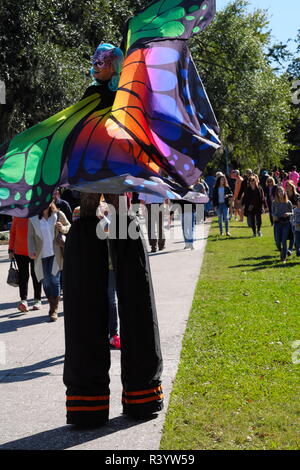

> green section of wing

[
  {"left": 126, "top": 1, "right": 216, "bottom": 50},
  {"left": 0, "top": 94, "right": 100, "bottom": 188},
  {"left": 127, "top": 0, "right": 186, "bottom": 49}
]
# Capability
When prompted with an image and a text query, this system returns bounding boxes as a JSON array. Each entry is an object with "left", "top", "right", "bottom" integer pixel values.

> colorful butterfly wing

[
  {"left": 126, "top": 0, "right": 216, "bottom": 49},
  {"left": 0, "top": 1, "right": 219, "bottom": 216},
  {"left": 0, "top": 93, "right": 102, "bottom": 216},
  {"left": 65, "top": 91, "right": 181, "bottom": 199},
  {"left": 109, "top": 0, "right": 220, "bottom": 190}
]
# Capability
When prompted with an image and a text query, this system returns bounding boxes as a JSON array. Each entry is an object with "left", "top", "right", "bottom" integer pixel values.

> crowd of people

[
  {"left": 203, "top": 166, "right": 300, "bottom": 263},
  {"left": 6, "top": 165, "right": 299, "bottom": 329},
  {"left": 3, "top": 165, "right": 300, "bottom": 426}
]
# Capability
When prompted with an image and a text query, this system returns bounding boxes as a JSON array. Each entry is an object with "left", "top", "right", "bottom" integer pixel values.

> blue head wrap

[{"left": 90, "top": 43, "right": 124, "bottom": 91}]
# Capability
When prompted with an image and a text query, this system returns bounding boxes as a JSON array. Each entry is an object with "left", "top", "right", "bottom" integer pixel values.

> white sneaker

[
  {"left": 257, "top": 231, "right": 262, "bottom": 237},
  {"left": 18, "top": 301, "right": 29, "bottom": 312},
  {"left": 32, "top": 300, "right": 42, "bottom": 310}
]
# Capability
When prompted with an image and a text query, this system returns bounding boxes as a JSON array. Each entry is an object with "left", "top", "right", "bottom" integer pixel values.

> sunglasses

[{"left": 91, "top": 56, "right": 111, "bottom": 67}]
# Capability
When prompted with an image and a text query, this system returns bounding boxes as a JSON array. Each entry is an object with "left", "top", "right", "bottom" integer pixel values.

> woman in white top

[
  {"left": 212, "top": 175, "right": 233, "bottom": 236},
  {"left": 28, "top": 201, "right": 70, "bottom": 321}
]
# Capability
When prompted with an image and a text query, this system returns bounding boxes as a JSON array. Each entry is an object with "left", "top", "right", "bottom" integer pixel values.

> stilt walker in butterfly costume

[
  {"left": 63, "top": 44, "right": 165, "bottom": 425},
  {"left": 0, "top": 1, "right": 220, "bottom": 425}
]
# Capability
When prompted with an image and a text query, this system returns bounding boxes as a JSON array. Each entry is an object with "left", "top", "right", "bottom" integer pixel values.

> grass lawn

[{"left": 160, "top": 215, "right": 300, "bottom": 450}]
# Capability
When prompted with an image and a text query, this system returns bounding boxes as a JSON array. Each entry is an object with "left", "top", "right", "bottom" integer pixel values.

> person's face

[
  {"left": 220, "top": 177, "right": 225, "bottom": 186},
  {"left": 92, "top": 56, "right": 114, "bottom": 81},
  {"left": 42, "top": 206, "right": 50, "bottom": 218},
  {"left": 277, "top": 188, "right": 284, "bottom": 198},
  {"left": 267, "top": 180, "right": 273, "bottom": 186}
]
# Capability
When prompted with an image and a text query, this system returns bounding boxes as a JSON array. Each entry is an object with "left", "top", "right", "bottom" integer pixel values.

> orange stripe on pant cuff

[
  {"left": 123, "top": 386, "right": 162, "bottom": 397},
  {"left": 122, "top": 394, "right": 164, "bottom": 404},
  {"left": 67, "top": 395, "right": 109, "bottom": 401},
  {"left": 67, "top": 405, "right": 109, "bottom": 411}
]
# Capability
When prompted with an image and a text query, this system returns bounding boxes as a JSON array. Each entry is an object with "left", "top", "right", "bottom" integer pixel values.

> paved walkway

[{"left": 0, "top": 218, "right": 211, "bottom": 450}]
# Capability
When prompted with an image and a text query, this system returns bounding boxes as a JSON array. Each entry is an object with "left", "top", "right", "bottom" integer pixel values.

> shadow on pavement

[
  {"left": 0, "top": 311, "right": 63, "bottom": 333},
  {"left": 0, "top": 355, "right": 64, "bottom": 383},
  {"left": 0, "top": 415, "right": 157, "bottom": 450}
]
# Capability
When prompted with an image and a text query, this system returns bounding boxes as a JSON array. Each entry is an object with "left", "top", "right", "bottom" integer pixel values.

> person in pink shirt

[{"left": 289, "top": 166, "right": 300, "bottom": 186}]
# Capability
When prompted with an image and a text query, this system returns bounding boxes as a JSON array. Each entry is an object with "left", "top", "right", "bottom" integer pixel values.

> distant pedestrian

[
  {"left": 237, "top": 169, "right": 253, "bottom": 227},
  {"left": 204, "top": 172, "right": 216, "bottom": 215},
  {"left": 193, "top": 176, "right": 208, "bottom": 221},
  {"left": 8, "top": 217, "right": 42, "bottom": 312},
  {"left": 281, "top": 172, "right": 289, "bottom": 190},
  {"left": 259, "top": 170, "right": 269, "bottom": 191},
  {"left": 286, "top": 180, "right": 299, "bottom": 206},
  {"left": 272, "top": 187, "right": 293, "bottom": 263},
  {"left": 60, "top": 189, "right": 81, "bottom": 212},
  {"left": 28, "top": 201, "right": 70, "bottom": 321},
  {"left": 232, "top": 170, "right": 244, "bottom": 221},
  {"left": 213, "top": 175, "right": 233, "bottom": 236},
  {"left": 242, "top": 176, "right": 267, "bottom": 237},
  {"left": 292, "top": 196, "right": 300, "bottom": 257},
  {"left": 289, "top": 166, "right": 299, "bottom": 187},
  {"left": 139, "top": 193, "right": 166, "bottom": 253},
  {"left": 264, "top": 177, "right": 277, "bottom": 225},
  {"left": 176, "top": 196, "right": 197, "bottom": 249},
  {"left": 53, "top": 187, "right": 73, "bottom": 224}
]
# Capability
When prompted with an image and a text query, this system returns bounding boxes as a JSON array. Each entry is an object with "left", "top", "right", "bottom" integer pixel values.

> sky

[{"left": 216, "top": 0, "right": 299, "bottom": 55}]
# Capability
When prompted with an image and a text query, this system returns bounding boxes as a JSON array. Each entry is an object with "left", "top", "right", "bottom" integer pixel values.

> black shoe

[
  {"left": 150, "top": 246, "right": 157, "bottom": 253},
  {"left": 287, "top": 250, "right": 292, "bottom": 256},
  {"left": 123, "top": 401, "right": 163, "bottom": 420}
]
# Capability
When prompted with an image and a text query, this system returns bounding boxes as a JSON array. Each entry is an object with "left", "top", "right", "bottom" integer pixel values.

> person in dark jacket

[
  {"left": 53, "top": 188, "right": 73, "bottom": 224},
  {"left": 242, "top": 176, "right": 267, "bottom": 237},
  {"left": 264, "top": 176, "right": 277, "bottom": 225},
  {"left": 213, "top": 175, "right": 233, "bottom": 236}
]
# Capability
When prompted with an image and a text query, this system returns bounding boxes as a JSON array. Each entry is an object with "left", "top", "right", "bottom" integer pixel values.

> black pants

[
  {"left": 249, "top": 212, "right": 262, "bottom": 235},
  {"left": 145, "top": 203, "right": 165, "bottom": 250},
  {"left": 14, "top": 254, "right": 41, "bottom": 301},
  {"left": 63, "top": 216, "right": 163, "bottom": 425}
]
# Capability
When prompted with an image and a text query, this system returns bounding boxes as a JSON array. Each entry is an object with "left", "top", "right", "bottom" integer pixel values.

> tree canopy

[{"left": 0, "top": 0, "right": 298, "bottom": 173}]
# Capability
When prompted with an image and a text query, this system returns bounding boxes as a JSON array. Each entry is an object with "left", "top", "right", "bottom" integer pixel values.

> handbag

[
  {"left": 56, "top": 231, "right": 66, "bottom": 248},
  {"left": 56, "top": 211, "right": 66, "bottom": 248},
  {"left": 7, "top": 259, "right": 19, "bottom": 287}
]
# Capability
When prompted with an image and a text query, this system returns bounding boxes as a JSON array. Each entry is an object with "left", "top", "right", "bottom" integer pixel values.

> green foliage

[
  {"left": 287, "top": 31, "right": 300, "bottom": 79},
  {"left": 192, "top": 0, "right": 293, "bottom": 172},
  {"left": 0, "top": 0, "right": 148, "bottom": 141},
  {"left": 0, "top": 0, "right": 298, "bottom": 173}
]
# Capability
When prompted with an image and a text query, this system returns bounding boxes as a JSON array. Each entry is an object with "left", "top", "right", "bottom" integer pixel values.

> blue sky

[{"left": 216, "top": 0, "right": 299, "bottom": 54}]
